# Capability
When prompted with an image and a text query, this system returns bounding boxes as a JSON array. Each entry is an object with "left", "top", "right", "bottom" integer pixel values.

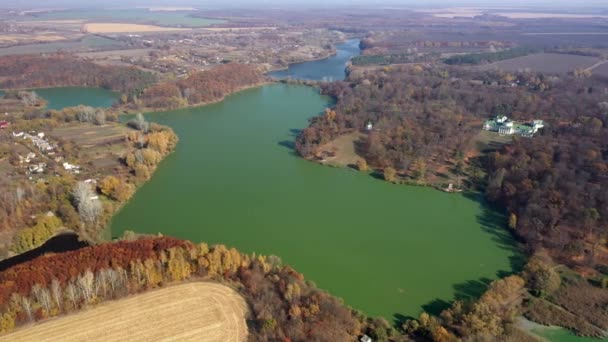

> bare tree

[
  {"left": 21, "top": 296, "right": 33, "bottom": 322},
  {"left": 130, "top": 113, "right": 150, "bottom": 133},
  {"left": 77, "top": 106, "right": 96, "bottom": 123},
  {"left": 78, "top": 197, "right": 102, "bottom": 225},
  {"left": 16, "top": 186, "right": 25, "bottom": 202},
  {"left": 78, "top": 270, "right": 95, "bottom": 304},
  {"left": 93, "top": 109, "right": 106, "bottom": 125},
  {"left": 51, "top": 278, "right": 62, "bottom": 311},
  {"left": 72, "top": 181, "right": 94, "bottom": 207},
  {"left": 32, "top": 284, "right": 52, "bottom": 313},
  {"left": 65, "top": 281, "right": 79, "bottom": 308},
  {"left": 95, "top": 269, "right": 107, "bottom": 298},
  {"left": 18, "top": 91, "right": 38, "bottom": 106},
  {"left": 72, "top": 182, "right": 102, "bottom": 224}
]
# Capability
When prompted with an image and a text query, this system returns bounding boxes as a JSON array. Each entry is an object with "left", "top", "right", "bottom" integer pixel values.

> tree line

[
  {"left": 0, "top": 236, "right": 366, "bottom": 341},
  {"left": 0, "top": 54, "right": 157, "bottom": 97},
  {"left": 137, "top": 64, "right": 264, "bottom": 110}
]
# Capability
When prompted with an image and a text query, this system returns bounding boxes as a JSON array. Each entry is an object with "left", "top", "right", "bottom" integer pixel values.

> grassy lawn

[{"left": 317, "top": 131, "right": 363, "bottom": 167}]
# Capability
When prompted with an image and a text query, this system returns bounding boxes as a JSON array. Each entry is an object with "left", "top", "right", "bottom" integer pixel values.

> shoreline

[
  {"left": 303, "top": 152, "right": 469, "bottom": 194},
  {"left": 117, "top": 81, "right": 272, "bottom": 115},
  {"left": 266, "top": 48, "right": 338, "bottom": 73}
]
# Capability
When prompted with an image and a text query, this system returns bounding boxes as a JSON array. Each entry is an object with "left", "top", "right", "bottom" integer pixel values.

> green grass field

[
  {"left": 0, "top": 36, "right": 124, "bottom": 56},
  {"left": 17, "top": 9, "right": 225, "bottom": 28}
]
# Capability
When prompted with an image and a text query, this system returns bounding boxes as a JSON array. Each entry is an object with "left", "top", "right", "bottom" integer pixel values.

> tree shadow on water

[
  {"left": 393, "top": 313, "right": 416, "bottom": 327},
  {"left": 453, "top": 277, "right": 493, "bottom": 301},
  {"left": 421, "top": 299, "right": 453, "bottom": 316},
  {"left": 276, "top": 128, "right": 303, "bottom": 155},
  {"left": 289, "top": 128, "right": 302, "bottom": 137},
  {"left": 463, "top": 192, "right": 524, "bottom": 259},
  {"left": 416, "top": 277, "right": 494, "bottom": 319}
]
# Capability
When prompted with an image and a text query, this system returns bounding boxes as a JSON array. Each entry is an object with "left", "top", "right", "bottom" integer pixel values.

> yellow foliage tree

[
  {"left": 384, "top": 167, "right": 397, "bottom": 183},
  {"left": 99, "top": 176, "right": 119, "bottom": 197}
]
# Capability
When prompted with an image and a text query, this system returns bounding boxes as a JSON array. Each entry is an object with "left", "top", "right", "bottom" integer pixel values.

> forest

[
  {"left": 298, "top": 65, "right": 606, "bottom": 186},
  {"left": 0, "top": 236, "right": 369, "bottom": 341},
  {"left": 138, "top": 63, "right": 264, "bottom": 109},
  {"left": 297, "top": 64, "right": 608, "bottom": 266},
  {"left": 0, "top": 55, "right": 157, "bottom": 97}
]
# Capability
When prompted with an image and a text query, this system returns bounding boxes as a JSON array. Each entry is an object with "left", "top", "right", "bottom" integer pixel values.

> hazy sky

[{"left": 1, "top": 0, "right": 607, "bottom": 10}]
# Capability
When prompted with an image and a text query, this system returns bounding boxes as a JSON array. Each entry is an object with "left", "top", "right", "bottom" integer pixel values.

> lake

[
  {"left": 31, "top": 41, "right": 520, "bottom": 320},
  {"left": 34, "top": 87, "right": 118, "bottom": 110},
  {"left": 108, "top": 84, "right": 520, "bottom": 319}
]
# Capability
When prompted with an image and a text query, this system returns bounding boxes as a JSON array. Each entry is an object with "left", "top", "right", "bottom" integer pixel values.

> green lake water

[
  {"left": 27, "top": 43, "right": 524, "bottom": 321},
  {"left": 33, "top": 87, "right": 118, "bottom": 110},
  {"left": 108, "top": 84, "right": 521, "bottom": 319}
]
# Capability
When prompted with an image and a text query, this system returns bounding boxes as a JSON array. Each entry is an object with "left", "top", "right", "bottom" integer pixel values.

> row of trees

[{"left": 443, "top": 47, "right": 538, "bottom": 65}]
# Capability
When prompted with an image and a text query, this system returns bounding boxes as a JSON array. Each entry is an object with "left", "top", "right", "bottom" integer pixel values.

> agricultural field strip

[{"left": 1, "top": 282, "right": 248, "bottom": 342}]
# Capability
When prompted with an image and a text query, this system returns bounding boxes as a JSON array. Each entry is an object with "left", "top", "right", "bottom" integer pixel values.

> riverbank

[{"left": 266, "top": 47, "right": 338, "bottom": 73}]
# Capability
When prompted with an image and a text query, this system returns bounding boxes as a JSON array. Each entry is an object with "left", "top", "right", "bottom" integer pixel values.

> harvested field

[
  {"left": 0, "top": 34, "right": 66, "bottom": 43},
  {"left": 50, "top": 123, "right": 131, "bottom": 172},
  {"left": 83, "top": 23, "right": 190, "bottom": 33},
  {"left": 77, "top": 48, "right": 153, "bottom": 59},
  {"left": 50, "top": 123, "right": 129, "bottom": 147},
  {"left": 490, "top": 12, "right": 608, "bottom": 19},
  {"left": 478, "top": 53, "right": 599, "bottom": 74},
  {"left": 1, "top": 282, "right": 248, "bottom": 342},
  {"left": 202, "top": 27, "right": 278, "bottom": 32}
]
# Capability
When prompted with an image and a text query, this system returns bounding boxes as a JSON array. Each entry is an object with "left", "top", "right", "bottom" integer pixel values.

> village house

[
  {"left": 483, "top": 116, "right": 544, "bottom": 137},
  {"left": 360, "top": 334, "right": 372, "bottom": 342},
  {"left": 63, "top": 162, "right": 81, "bottom": 174},
  {"left": 18, "top": 131, "right": 55, "bottom": 152}
]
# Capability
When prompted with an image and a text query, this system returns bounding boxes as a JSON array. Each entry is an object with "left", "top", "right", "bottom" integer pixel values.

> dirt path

[{"left": 1, "top": 282, "right": 248, "bottom": 342}]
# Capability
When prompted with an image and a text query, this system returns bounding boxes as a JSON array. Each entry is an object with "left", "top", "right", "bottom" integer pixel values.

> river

[
  {"left": 105, "top": 40, "right": 520, "bottom": 320},
  {"left": 269, "top": 39, "right": 360, "bottom": 81}
]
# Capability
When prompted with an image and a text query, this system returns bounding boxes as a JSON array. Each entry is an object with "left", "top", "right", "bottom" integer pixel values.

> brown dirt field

[
  {"left": 202, "top": 27, "right": 278, "bottom": 32},
  {"left": 0, "top": 34, "right": 66, "bottom": 43},
  {"left": 478, "top": 53, "right": 599, "bottom": 74},
  {"left": 490, "top": 12, "right": 608, "bottom": 19},
  {"left": 83, "top": 23, "right": 190, "bottom": 33},
  {"left": 50, "top": 123, "right": 129, "bottom": 146},
  {"left": 1, "top": 282, "right": 248, "bottom": 342}
]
